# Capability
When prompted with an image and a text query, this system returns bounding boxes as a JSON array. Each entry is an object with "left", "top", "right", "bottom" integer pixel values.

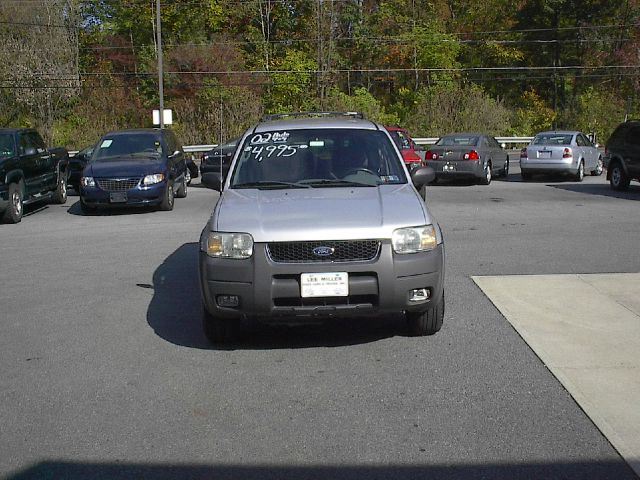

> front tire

[
  {"left": 159, "top": 182, "right": 175, "bottom": 211},
  {"left": 609, "top": 162, "right": 630, "bottom": 191},
  {"left": 52, "top": 172, "right": 67, "bottom": 204},
  {"left": 501, "top": 159, "right": 509, "bottom": 178},
  {"left": 202, "top": 307, "right": 240, "bottom": 344},
  {"left": 406, "top": 291, "right": 444, "bottom": 336},
  {"left": 2, "top": 182, "right": 23, "bottom": 224}
]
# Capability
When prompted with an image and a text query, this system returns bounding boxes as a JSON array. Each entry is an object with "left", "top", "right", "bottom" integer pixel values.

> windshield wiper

[
  {"left": 232, "top": 181, "right": 311, "bottom": 189},
  {"left": 300, "top": 179, "right": 375, "bottom": 187}
]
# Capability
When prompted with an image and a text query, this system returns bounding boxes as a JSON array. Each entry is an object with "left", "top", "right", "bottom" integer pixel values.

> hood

[
  {"left": 213, "top": 184, "right": 431, "bottom": 242},
  {"left": 85, "top": 158, "right": 166, "bottom": 178}
]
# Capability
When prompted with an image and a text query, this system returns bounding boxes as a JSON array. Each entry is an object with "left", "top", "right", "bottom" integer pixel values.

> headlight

[
  {"left": 392, "top": 225, "right": 438, "bottom": 254},
  {"left": 80, "top": 176, "right": 95, "bottom": 187},
  {"left": 205, "top": 232, "right": 253, "bottom": 259},
  {"left": 142, "top": 173, "right": 165, "bottom": 186}
]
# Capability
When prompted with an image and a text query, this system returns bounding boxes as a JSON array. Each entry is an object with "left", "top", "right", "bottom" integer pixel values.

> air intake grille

[
  {"left": 267, "top": 240, "right": 381, "bottom": 263},
  {"left": 97, "top": 178, "right": 140, "bottom": 192}
]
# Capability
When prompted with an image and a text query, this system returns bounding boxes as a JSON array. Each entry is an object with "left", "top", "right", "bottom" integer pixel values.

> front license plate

[
  {"left": 301, "top": 272, "right": 348, "bottom": 298},
  {"left": 109, "top": 192, "right": 127, "bottom": 203}
]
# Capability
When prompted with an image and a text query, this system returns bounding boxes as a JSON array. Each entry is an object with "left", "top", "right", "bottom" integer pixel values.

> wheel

[
  {"left": 185, "top": 167, "right": 192, "bottom": 186},
  {"left": 609, "top": 162, "right": 630, "bottom": 191},
  {"left": 2, "top": 182, "right": 23, "bottom": 224},
  {"left": 502, "top": 159, "right": 509, "bottom": 178},
  {"left": 202, "top": 307, "right": 240, "bottom": 344},
  {"left": 591, "top": 157, "right": 603, "bottom": 176},
  {"left": 80, "top": 198, "right": 97, "bottom": 214},
  {"left": 159, "top": 182, "right": 175, "bottom": 211},
  {"left": 479, "top": 161, "right": 492, "bottom": 185},
  {"left": 52, "top": 172, "right": 67, "bottom": 204},
  {"left": 175, "top": 176, "right": 188, "bottom": 198},
  {"left": 406, "top": 291, "right": 444, "bottom": 336},
  {"left": 573, "top": 160, "right": 584, "bottom": 182}
]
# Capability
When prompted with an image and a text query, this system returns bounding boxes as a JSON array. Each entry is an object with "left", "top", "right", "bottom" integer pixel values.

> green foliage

[
  {"left": 558, "top": 88, "right": 626, "bottom": 143},
  {"left": 325, "top": 88, "right": 400, "bottom": 125},
  {"left": 264, "top": 50, "right": 318, "bottom": 113},
  {"left": 510, "top": 89, "right": 556, "bottom": 136}
]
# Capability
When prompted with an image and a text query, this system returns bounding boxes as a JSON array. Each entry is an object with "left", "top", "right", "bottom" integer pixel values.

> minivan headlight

[
  {"left": 80, "top": 176, "right": 95, "bottom": 187},
  {"left": 205, "top": 232, "right": 253, "bottom": 259},
  {"left": 143, "top": 173, "right": 165, "bottom": 186},
  {"left": 392, "top": 225, "right": 438, "bottom": 254}
]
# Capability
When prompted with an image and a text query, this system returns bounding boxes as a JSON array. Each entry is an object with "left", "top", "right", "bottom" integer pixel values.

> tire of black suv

[
  {"left": 202, "top": 308, "right": 240, "bottom": 344},
  {"left": 52, "top": 172, "right": 68, "bottom": 204},
  {"left": 406, "top": 291, "right": 444, "bottom": 336},
  {"left": 609, "top": 162, "right": 630, "bottom": 191},
  {"left": 3, "top": 182, "right": 24, "bottom": 224}
]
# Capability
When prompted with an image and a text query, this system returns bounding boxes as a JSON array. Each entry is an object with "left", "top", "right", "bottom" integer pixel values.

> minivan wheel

[
  {"left": 160, "top": 182, "right": 175, "bottom": 211},
  {"left": 406, "top": 291, "right": 444, "bottom": 336},
  {"left": 3, "top": 182, "right": 23, "bottom": 224},
  {"left": 202, "top": 308, "right": 240, "bottom": 344},
  {"left": 610, "top": 163, "right": 630, "bottom": 191}
]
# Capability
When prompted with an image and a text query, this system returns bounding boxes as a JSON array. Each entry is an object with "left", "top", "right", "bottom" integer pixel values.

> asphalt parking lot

[{"left": 1, "top": 162, "right": 640, "bottom": 480}]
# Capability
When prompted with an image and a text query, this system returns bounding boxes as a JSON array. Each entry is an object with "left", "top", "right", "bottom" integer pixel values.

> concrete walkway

[{"left": 473, "top": 273, "right": 640, "bottom": 478}]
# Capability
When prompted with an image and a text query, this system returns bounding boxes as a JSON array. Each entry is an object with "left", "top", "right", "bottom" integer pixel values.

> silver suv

[{"left": 199, "top": 113, "right": 445, "bottom": 343}]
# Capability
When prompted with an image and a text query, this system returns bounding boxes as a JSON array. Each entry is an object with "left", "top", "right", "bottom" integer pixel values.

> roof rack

[{"left": 260, "top": 111, "right": 365, "bottom": 122}]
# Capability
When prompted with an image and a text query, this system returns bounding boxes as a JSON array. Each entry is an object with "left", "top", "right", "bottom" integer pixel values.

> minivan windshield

[
  {"left": 0, "top": 133, "right": 15, "bottom": 158},
  {"left": 93, "top": 133, "right": 164, "bottom": 161},
  {"left": 230, "top": 129, "right": 407, "bottom": 189}
]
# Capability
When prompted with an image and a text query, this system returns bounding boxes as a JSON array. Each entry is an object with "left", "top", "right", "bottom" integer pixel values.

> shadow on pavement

[
  {"left": 146, "top": 243, "right": 403, "bottom": 350},
  {"left": 7, "top": 460, "right": 638, "bottom": 480},
  {"left": 548, "top": 183, "right": 640, "bottom": 200}
]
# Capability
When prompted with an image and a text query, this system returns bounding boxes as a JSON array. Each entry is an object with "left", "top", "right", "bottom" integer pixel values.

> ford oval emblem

[{"left": 313, "top": 246, "right": 335, "bottom": 257}]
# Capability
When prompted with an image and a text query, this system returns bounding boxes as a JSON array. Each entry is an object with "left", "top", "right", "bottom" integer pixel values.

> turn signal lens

[{"left": 206, "top": 232, "right": 253, "bottom": 259}]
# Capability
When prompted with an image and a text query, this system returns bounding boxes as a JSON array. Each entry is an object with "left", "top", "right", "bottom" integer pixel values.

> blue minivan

[{"left": 80, "top": 129, "right": 187, "bottom": 213}]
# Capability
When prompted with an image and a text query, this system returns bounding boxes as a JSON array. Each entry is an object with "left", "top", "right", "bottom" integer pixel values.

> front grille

[
  {"left": 97, "top": 178, "right": 140, "bottom": 192},
  {"left": 267, "top": 240, "right": 381, "bottom": 263}
]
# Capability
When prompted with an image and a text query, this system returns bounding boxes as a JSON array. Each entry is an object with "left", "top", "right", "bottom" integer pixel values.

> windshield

[
  {"left": 93, "top": 133, "right": 164, "bottom": 161},
  {"left": 436, "top": 135, "right": 479, "bottom": 147},
  {"left": 0, "top": 134, "right": 16, "bottom": 158},
  {"left": 533, "top": 134, "right": 574, "bottom": 146},
  {"left": 230, "top": 129, "right": 406, "bottom": 189}
]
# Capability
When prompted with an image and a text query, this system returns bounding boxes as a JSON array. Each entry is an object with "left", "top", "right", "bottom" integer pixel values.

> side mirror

[
  {"left": 411, "top": 166, "right": 436, "bottom": 190},
  {"left": 201, "top": 172, "right": 223, "bottom": 192},
  {"left": 169, "top": 150, "right": 181, "bottom": 158}
]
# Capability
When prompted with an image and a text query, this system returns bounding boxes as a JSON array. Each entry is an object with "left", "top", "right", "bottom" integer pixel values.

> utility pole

[{"left": 156, "top": 0, "right": 165, "bottom": 129}]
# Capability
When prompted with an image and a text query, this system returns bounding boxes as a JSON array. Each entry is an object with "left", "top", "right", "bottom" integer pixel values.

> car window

[
  {"left": 18, "top": 132, "right": 44, "bottom": 155},
  {"left": 436, "top": 135, "right": 478, "bottom": 147},
  {"left": 230, "top": 129, "right": 407, "bottom": 188},
  {"left": 532, "top": 134, "right": 573, "bottom": 146},
  {"left": 93, "top": 133, "right": 165, "bottom": 161},
  {"left": 0, "top": 133, "right": 15, "bottom": 158},
  {"left": 576, "top": 135, "right": 586, "bottom": 146}
]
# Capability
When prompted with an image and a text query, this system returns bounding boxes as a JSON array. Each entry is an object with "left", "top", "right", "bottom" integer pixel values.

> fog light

[
  {"left": 217, "top": 295, "right": 239, "bottom": 307},
  {"left": 409, "top": 288, "right": 430, "bottom": 302}
]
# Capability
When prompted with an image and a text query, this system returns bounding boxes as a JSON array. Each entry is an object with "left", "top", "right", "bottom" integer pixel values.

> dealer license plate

[
  {"left": 538, "top": 151, "right": 552, "bottom": 159},
  {"left": 109, "top": 192, "right": 127, "bottom": 203},
  {"left": 301, "top": 272, "right": 348, "bottom": 298}
]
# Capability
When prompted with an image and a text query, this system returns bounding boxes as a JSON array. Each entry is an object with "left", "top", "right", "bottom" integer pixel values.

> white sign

[{"left": 152, "top": 109, "right": 173, "bottom": 125}]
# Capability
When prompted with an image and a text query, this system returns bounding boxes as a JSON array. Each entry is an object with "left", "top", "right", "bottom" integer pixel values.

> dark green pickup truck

[{"left": 0, "top": 128, "right": 68, "bottom": 223}]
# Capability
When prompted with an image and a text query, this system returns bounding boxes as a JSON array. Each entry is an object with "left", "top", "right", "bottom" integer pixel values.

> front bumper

[
  {"left": 425, "top": 160, "right": 484, "bottom": 178},
  {"left": 199, "top": 242, "right": 445, "bottom": 324},
  {"left": 80, "top": 182, "right": 166, "bottom": 207}
]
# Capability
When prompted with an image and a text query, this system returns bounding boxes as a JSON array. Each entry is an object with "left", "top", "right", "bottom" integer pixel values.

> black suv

[{"left": 604, "top": 120, "right": 640, "bottom": 190}]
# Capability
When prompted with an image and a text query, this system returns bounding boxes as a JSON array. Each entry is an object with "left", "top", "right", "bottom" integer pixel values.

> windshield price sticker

[
  {"left": 250, "top": 132, "right": 290, "bottom": 145},
  {"left": 301, "top": 272, "right": 349, "bottom": 298},
  {"left": 249, "top": 144, "right": 297, "bottom": 161}
]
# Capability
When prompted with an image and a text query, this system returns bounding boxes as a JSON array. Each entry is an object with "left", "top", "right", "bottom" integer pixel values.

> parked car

[
  {"left": 604, "top": 120, "right": 640, "bottom": 190},
  {"left": 184, "top": 155, "right": 199, "bottom": 185},
  {"left": 79, "top": 128, "right": 188, "bottom": 213},
  {"left": 520, "top": 130, "right": 603, "bottom": 181},
  {"left": 199, "top": 137, "right": 240, "bottom": 181},
  {"left": 385, "top": 126, "right": 423, "bottom": 171},
  {"left": 198, "top": 112, "right": 444, "bottom": 344},
  {"left": 0, "top": 128, "right": 68, "bottom": 224},
  {"left": 68, "top": 144, "right": 95, "bottom": 191},
  {"left": 423, "top": 133, "right": 509, "bottom": 185}
]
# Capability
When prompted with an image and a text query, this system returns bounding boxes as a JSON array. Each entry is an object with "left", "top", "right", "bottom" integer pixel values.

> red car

[{"left": 385, "top": 126, "right": 423, "bottom": 170}]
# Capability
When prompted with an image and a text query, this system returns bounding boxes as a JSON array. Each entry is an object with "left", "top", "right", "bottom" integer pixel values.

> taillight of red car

[
  {"left": 425, "top": 150, "right": 439, "bottom": 160},
  {"left": 463, "top": 150, "right": 480, "bottom": 160}
]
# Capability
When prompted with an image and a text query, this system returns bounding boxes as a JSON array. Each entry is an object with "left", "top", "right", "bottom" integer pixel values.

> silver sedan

[{"left": 520, "top": 131, "right": 603, "bottom": 181}]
